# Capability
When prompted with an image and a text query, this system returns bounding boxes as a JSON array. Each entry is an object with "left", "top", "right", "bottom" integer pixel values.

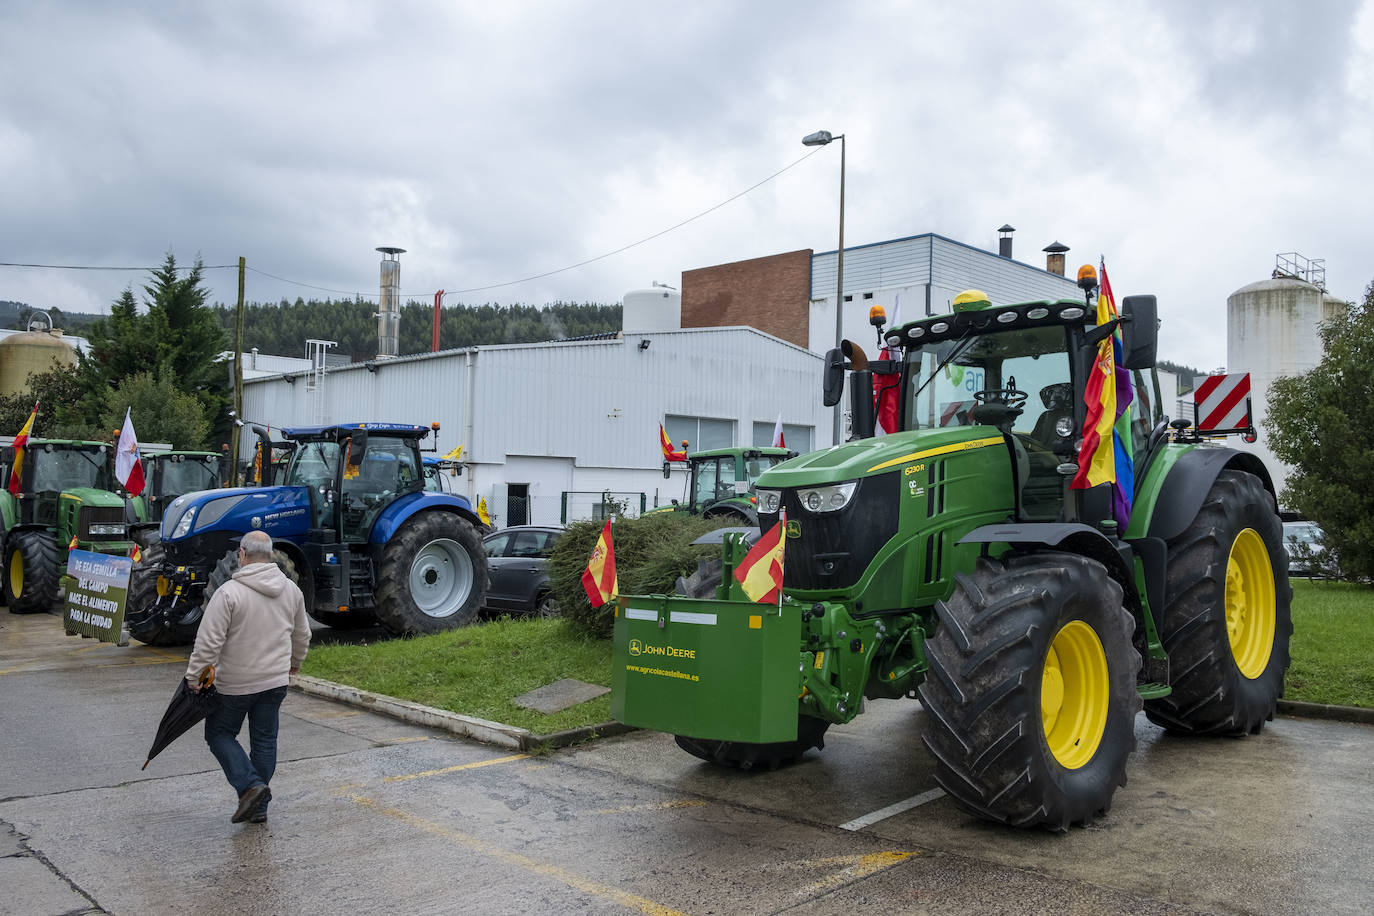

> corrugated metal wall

[{"left": 242, "top": 328, "right": 825, "bottom": 527}]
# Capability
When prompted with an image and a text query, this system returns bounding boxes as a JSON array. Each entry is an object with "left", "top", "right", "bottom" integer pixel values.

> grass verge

[
  {"left": 301, "top": 616, "right": 612, "bottom": 734},
  {"left": 302, "top": 578, "right": 1373, "bottom": 738},
  {"left": 1285, "top": 578, "right": 1374, "bottom": 708}
]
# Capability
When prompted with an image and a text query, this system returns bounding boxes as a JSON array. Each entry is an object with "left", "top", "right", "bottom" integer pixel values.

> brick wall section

[{"left": 681, "top": 249, "right": 813, "bottom": 348}]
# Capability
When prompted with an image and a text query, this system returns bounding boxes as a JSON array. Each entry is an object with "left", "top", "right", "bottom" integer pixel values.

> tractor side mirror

[
  {"left": 347, "top": 431, "right": 368, "bottom": 468},
  {"left": 662, "top": 461, "right": 671, "bottom": 479},
  {"left": 849, "top": 369, "right": 876, "bottom": 440},
  {"left": 1120, "top": 295, "right": 1158, "bottom": 370},
  {"left": 823, "top": 348, "right": 845, "bottom": 407}
]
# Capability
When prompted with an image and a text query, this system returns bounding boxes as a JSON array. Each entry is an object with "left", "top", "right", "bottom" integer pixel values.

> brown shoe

[{"left": 232, "top": 784, "right": 270, "bottom": 823}]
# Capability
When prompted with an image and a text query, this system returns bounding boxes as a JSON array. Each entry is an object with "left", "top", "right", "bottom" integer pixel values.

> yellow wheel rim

[
  {"left": 8, "top": 550, "right": 22, "bottom": 598},
  {"left": 1042, "top": 620, "right": 1109, "bottom": 770},
  {"left": 1225, "top": 528, "right": 1276, "bottom": 679}
]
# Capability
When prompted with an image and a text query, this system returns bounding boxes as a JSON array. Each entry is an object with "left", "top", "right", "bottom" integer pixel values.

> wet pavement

[{"left": 3, "top": 609, "right": 1372, "bottom": 915}]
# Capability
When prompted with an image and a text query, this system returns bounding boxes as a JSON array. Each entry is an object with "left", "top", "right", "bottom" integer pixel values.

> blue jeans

[{"left": 204, "top": 686, "right": 288, "bottom": 804}]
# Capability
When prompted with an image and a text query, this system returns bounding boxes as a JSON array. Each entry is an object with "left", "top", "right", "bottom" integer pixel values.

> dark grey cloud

[{"left": 1, "top": 0, "right": 1370, "bottom": 372}]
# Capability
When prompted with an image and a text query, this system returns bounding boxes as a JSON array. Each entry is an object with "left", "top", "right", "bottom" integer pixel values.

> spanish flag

[
  {"left": 580, "top": 519, "right": 618, "bottom": 608},
  {"left": 659, "top": 424, "right": 687, "bottom": 462},
  {"left": 734, "top": 518, "right": 785, "bottom": 603},
  {"left": 131, "top": 544, "right": 143, "bottom": 564},
  {"left": 7, "top": 402, "right": 37, "bottom": 496}
]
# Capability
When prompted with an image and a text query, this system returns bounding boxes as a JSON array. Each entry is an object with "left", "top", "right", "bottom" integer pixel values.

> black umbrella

[{"left": 142, "top": 666, "right": 220, "bottom": 770}]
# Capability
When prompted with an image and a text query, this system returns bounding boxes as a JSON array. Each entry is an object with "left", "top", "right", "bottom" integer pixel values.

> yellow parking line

[
  {"left": 786, "top": 851, "right": 919, "bottom": 896},
  {"left": 350, "top": 794, "right": 688, "bottom": 916},
  {"left": 383, "top": 753, "right": 529, "bottom": 783},
  {"left": 590, "top": 800, "right": 709, "bottom": 815}
]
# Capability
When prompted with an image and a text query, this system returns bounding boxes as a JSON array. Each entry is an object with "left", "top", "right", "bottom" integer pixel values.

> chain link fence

[{"left": 560, "top": 491, "right": 648, "bottom": 524}]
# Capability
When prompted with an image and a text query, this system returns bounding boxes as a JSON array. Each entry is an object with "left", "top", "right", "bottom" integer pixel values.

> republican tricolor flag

[
  {"left": 115, "top": 408, "right": 146, "bottom": 497},
  {"left": 581, "top": 518, "right": 618, "bottom": 608},
  {"left": 734, "top": 514, "right": 785, "bottom": 603},
  {"left": 7, "top": 401, "right": 37, "bottom": 496},
  {"left": 1070, "top": 259, "right": 1134, "bottom": 528}
]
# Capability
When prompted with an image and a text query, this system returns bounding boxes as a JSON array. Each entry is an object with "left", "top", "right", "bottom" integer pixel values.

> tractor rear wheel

[
  {"left": 669, "top": 556, "right": 830, "bottom": 770},
  {"left": 374, "top": 512, "right": 486, "bottom": 635},
  {"left": 125, "top": 538, "right": 202, "bottom": 646},
  {"left": 919, "top": 551, "right": 1141, "bottom": 830},
  {"left": 1144, "top": 469, "right": 1292, "bottom": 736},
  {"left": 4, "top": 530, "right": 61, "bottom": 613}
]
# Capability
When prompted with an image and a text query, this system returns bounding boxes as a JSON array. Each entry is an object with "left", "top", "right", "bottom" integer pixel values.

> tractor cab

[
  {"left": 653, "top": 445, "right": 792, "bottom": 525},
  {"left": 280, "top": 424, "right": 429, "bottom": 543},
  {"left": 130, "top": 451, "right": 223, "bottom": 526}
]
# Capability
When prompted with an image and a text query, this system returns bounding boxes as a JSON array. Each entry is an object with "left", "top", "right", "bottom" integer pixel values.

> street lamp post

[{"left": 803, "top": 129, "right": 846, "bottom": 445}]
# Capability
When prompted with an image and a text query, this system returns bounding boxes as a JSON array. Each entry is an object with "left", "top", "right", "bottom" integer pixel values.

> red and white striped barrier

[{"left": 1194, "top": 372, "right": 1252, "bottom": 434}]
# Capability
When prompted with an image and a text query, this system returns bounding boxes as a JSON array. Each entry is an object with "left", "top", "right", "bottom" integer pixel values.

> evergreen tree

[
  {"left": 75, "top": 253, "right": 228, "bottom": 448},
  {"left": 1264, "top": 281, "right": 1374, "bottom": 584}
]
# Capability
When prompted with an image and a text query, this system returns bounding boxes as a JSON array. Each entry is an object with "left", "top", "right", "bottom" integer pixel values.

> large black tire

[
  {"left": 126, "top": 538, "right": 204, "bottom": 646},
  {"left": 1144, "top": 469, "right": 1292, "bottom": 736},
  {"left": 669, "top": 555, "right": 830, "bottom": 770},
  {"left": 373, "top": 512, "right": 487, "bottom": 636},
  {"left": 4, "top": 530, "right": 61, "bottom": 613},
  {"left": 206, "top": 546, "right": 307, "bottom": 603},
  {"left": 919, "top": 552, "right": 1142, "bottom": 831}
]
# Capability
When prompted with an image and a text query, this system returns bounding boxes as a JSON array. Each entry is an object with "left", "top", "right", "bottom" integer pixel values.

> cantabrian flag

[
  {"left": 477, "top": 496, "right": 491, "bottom": 526},
  {"left": 580, "top": 518, "right": 618, "bottom": 608},
  {"left": 734, "top": 518, "right": 785, "bottom": 603},
  {"left": 770, "top": 413, "right": 786, "bottom": 448},
  {"left": 7, "top": 402, "right": 37, "bottom": 496},
  {"left": 115, "top": 408, "right": 146, "bottom": 496},
  {"left": 659, "top": 424, "right": 687, "bottom": 462}
]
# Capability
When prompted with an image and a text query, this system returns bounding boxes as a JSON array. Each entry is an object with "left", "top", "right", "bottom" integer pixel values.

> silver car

[{"left": 1283, "top": 520, "right": 1326, "bottom": 577}]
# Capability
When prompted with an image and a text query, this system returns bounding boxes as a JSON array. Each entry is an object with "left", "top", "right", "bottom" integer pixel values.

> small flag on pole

[
  {"left": 734, "top": 518, "right": 785, "bottom": 603},
  {"left": 660, "top": 425, "right": 687, "bottom": 462},
  {"left": 477, "top": 496, "right": 491, "bottom": 526},
  {"left": 581, "top": 519, "right": 618, "bottom": 607},
  {"left": 131, "top": 544, "right": 143, "bottom": 564},
  {"left": 115, "top": 408, "right": 146, "bottom": 496},
  {"left": 8, "top": 401, "right": 37, "bottom": 496},
  {"left": 68, "top": 535, "right": 78, "bottom": 552},
  {"left": 770, "top": 413, "right": 786, "bottom": 448}
]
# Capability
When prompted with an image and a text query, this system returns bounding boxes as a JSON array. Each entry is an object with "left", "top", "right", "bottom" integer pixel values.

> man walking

[{"left": 186, "top": 530, "right": 310, "bottom": 824}]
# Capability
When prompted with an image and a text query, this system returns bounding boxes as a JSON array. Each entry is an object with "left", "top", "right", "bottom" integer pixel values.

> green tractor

[
  {"left": 1, "top": 439, "right": 137, "bottom": 613},
  {"left": 650, "top": 445, "right": 794, "bottom": 526},
  {"left": 613, "top": 281, "right": 1291, "bottom": 831}
]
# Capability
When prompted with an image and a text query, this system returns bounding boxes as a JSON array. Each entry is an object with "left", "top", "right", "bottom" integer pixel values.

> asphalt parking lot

[{"left": 3, "top": 610, "right": 1372, "bottom": 915}]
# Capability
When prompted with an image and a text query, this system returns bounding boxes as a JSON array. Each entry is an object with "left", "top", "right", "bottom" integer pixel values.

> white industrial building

[{"left": 241, "top": 324, "right": 827, "bottom": 528}]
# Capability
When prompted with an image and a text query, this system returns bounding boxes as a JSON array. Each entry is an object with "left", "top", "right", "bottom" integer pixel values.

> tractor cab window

[
  {"left": 341, "top": 437, "right": 419, "bottom": 541},
  {"left": 286, "top": 441, "right": 342, "bottom": 529},
  {"left": 741, "top": 454, "right": 784, "bottom": 486},
  {"left": 32, "top": 447, "right": 106, "bottom": 492},
  {"left": 692, "top": 456, "right": 738, "bottom": 506},
  {"left": 158, "top": 456, "right": 220, "bottom": 498},
  {"left": 904, "top": 324, "right": 1075, "bottom": 521}
]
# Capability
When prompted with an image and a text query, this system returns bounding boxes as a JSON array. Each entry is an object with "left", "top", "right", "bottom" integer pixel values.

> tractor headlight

[
  {"left": 756, "top": 489, "right": 782, "bottom": 514},
  {"left": 797, "top": 482, "right": 857, "bottom": 513},
  {"left": 88, "top": 523, "right": 127, "bottom": 537},
  {"left": 171, "top": 508, "right": 196, "bottom": 539}
]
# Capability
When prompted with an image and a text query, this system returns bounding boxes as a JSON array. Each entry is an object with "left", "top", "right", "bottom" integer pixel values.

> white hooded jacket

[{"left": 185, "top": 560, "right": 311, "bottom": 696}]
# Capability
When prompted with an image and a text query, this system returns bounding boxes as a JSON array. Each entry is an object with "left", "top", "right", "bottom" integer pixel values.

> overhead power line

[{"left": 0, "top": 146, "right": 825, "bottom": 301}]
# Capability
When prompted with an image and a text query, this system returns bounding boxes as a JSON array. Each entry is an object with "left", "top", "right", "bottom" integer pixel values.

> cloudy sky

[{"left": 2, "top": 0, "right": 1370, "bottom": 370}]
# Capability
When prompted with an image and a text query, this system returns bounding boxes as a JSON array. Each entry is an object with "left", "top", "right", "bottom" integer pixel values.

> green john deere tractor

[
  {"left": 613, "top": 280, "right": 1292, "bottom": 831},
  {"left": 649, "top": 446, "right": 794, "bottom": 526},
  {"left": 1, "top": 439, "right": 136, "bottom": 613}
]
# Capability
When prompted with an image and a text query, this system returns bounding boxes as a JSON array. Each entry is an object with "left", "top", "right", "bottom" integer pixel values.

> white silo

[
  {"left": 1226, "top": 257, "right": 1345, "bottom": 504},
  {"left": 622, "top": 283, "right": 682, "bottom": 333}
]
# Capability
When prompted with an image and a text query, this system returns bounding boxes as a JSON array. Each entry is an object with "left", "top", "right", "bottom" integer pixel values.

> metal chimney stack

[
  {"left": 997, "top": 224, "right": 1015, "bottom": 258},
  {"left": 376, "top": 246, "right": 405, "bottom": 358},
  {"left": 1042, "top": 241, "right": 1069, "bottom": 276}
]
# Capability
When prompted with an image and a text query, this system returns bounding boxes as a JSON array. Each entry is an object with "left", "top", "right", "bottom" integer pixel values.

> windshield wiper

[{"left": 908, "top": 328, "right": 977, "bottom": 406}]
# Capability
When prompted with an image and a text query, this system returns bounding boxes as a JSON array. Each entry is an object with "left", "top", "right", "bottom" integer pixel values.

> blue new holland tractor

[{"left": 126, "top": 423, "right": 488, "bottom": 644}]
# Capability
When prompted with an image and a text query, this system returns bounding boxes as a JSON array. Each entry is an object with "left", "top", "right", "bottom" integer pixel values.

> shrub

[{"left": 548, "top": 513, "right": 738, "bottom": 637}]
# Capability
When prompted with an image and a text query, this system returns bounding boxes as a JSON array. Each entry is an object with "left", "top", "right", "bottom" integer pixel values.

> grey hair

[{"left": 239, "top": 529, "right": 274, "bottom": 562}]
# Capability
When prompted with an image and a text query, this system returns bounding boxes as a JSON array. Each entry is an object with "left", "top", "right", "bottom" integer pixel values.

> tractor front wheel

[
  {"left": 918, "top": 551, "right": 1141, "bottom": 830},
  {"left": 4, "top": 530, "right": 61, "bottom": 613},
  {"left": 1145, "top": 469, "right": 1292, "bottom": 735},
  {"left": 126, "top": 538, "right": 203, "bottom": 646},
  {"left": 374, "top": 512, "right": 487, "bottom": 636}
]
